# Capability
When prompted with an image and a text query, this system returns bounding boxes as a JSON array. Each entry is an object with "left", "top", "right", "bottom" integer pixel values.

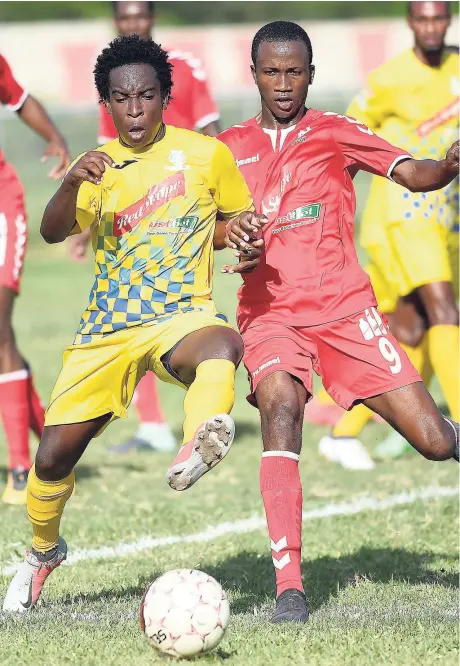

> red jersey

[
  {"left": 98, "top": 49, "right": 219, "bottom": 143},
  {"left": 0, "top": 55, "right": 28, "bottom": 163},
  {"left": 218, "top": 110, "right": 412, "bottom": 331}
]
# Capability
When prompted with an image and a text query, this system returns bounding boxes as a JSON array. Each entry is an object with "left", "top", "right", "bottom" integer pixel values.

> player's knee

[
  {"left": 35, "top": 443, "right": 73, "bottom": 482},
  {"left": 413, "top": 425, "right": 453, "bottom": 461},
  {"left": 392, "top": 322, "right": 425, "bottom": 348},
  {"left": 260, "top": 394, "right": 302, "bottom": 436}
]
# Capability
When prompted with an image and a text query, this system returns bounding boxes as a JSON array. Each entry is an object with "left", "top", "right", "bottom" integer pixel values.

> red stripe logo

[
  {"left": 417, "top": 98, "right": 459, "bottom": 137},
  {"left": 113, "top": 172, "right": 185, "bottom": 236}
]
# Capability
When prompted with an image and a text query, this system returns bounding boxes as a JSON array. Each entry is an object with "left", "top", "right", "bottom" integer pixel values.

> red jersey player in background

[
  {"left": 69, "top": 0, "right": 221, "bottom": 456},
  {"left": 219, "top": 21, "right": 459, "bottom": 624},
  {"left": 0, "top": 54, "right": 70, "bottom": 504}
]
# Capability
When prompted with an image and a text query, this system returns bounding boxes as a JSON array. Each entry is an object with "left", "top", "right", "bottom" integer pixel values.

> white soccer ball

[{"left": 140, "top": 569, "right": 230, "bottom": 658}]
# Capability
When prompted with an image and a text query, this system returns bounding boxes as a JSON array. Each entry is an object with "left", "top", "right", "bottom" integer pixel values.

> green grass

[{"left": 0, "top": 113, "right": 458, "bottom": 665}]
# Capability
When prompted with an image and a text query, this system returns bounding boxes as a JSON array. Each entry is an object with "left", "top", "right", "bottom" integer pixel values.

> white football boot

[
  {"left": 3, "top": 537, "right": 67, "bottom": 612},
  {"left": 319, "top": 435, "right": 375, "bottom": 470}
]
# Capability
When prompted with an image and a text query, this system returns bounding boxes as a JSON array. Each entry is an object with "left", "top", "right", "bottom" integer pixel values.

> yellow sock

[
  {"left": 317, "top": 389, "right": 335, "bottom": 405},
  {"left": 332, "top": 404, "right": 373, "bottom": 438},
  {"left": 182, "top": 359, "right": 236, "bottom": 444},
  {"left": 332, "top": 339, "right": 430, "bottom": 439},
  {"left": 27, "top": 464, "right": 75, "bottom": 553},
  {"left": 428, "top": 325, "right": 459, "bottom": 420}
]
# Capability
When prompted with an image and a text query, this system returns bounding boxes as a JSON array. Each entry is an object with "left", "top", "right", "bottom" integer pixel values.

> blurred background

[{"left": 1, "top": 1, "right": 458, "bottom": 245}]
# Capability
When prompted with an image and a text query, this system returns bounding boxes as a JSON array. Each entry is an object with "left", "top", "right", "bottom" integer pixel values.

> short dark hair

[
  {"left": 251, "top": 21, "right": 313, "bottom": 66},
  {"left": 94, "top": 34, "right": 173, "bottom": 103},
  {"left": 407, "top": 1, "right": 451, "bottom": 16},
  {"left": 112, "top": 1, "right": 155, "bottom": 17}
]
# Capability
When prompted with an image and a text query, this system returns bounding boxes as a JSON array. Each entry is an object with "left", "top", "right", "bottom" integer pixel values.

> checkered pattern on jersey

[{"left": 74, "top": 215, "right": 203, "bottom": 345}]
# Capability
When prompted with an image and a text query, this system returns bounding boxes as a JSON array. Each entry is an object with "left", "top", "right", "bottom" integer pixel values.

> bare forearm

[
  {"left": 213, "top": 220, "right": 227, "bottom": 249},
  {"left": 41, "top": 182, "right": 80, "bottom": 243},
  {"left": 393, "top": 157, "right": 458, "bottom": 193},
  {"left": 17, "top": 95, "right": 64, "bottom": 144}
]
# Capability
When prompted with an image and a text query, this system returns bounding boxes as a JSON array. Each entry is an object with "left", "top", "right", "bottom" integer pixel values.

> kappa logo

[
  {"left": 164, "top": 150, "right": 190, "bottom": 171},
  {"left": 112, "top": 159, "right": 138, "bottom": 170},
  {"left": 113, "top": 172, "right": 185, "bottom": 236}
]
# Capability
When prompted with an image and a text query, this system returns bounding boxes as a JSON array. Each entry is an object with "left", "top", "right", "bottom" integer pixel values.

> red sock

[
  {"left": 260, "top": 451, "right": 304, "bottom": 597},
  {"left": 27, "top": 371, "right": 45, "bottom": 439},
  {"left": 0, "top": 369, "right": 32, "bottom": 470},
  {"left": 133, "top": 373, "right": 165, "bottom": 424}
]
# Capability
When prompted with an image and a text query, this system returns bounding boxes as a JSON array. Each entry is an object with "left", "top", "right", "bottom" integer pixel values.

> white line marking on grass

[{"left": 1, "top": 485, "right": 457, "bottom": 576}]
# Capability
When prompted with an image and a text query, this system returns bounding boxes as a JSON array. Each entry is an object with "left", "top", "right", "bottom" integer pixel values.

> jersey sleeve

[
  {"left": 209, "top": 140, "right": 253, "bottom": 219},
  {"left": 97, "top": 104, "right": 118, "bottom": 145},
  {"left": 346, "top": 70, "right": 389, "bottom": 131},
  {"left": 65, "top": 154, "right": 101, "bottom": 234},
  {"left": 332, "top": 113, "right": 413, "bottom": 179},
  {"left": 0, "top": 55, "right": 27, "bottom": 111}
]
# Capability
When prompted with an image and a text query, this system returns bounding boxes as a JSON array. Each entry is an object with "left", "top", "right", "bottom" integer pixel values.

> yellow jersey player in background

[
  {"left": 316, "top": 1, "right": 459, "bottom": 468},
  {"left": 3, "top": 35, "right": 265, "bottom": 613}
]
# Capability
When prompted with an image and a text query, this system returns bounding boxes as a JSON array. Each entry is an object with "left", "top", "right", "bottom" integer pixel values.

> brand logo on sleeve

[{"left": 113, "top": 172, "right": 185, "bottom": 236}]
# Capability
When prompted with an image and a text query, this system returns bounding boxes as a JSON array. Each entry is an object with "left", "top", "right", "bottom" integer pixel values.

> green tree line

[{"left": 2, "top": 1, "right": 455, "bottom": 24}]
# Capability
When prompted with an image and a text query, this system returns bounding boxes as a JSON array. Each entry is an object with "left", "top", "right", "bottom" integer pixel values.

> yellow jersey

[
  {"left": 71, "top": 126, "right": 253, "bottom": 345},
  {"left": 347, "top": 48, "right": 459, "bottom": 159}
]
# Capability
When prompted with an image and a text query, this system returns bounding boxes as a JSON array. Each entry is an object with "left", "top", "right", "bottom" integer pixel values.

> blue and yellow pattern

[{"left": 70, "top": 127, "right": 252, "bottom": 344}]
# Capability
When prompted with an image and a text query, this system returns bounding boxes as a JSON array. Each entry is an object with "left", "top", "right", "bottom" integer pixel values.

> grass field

[{"left": 0, "top": 111, "right": 458, "bottom": 665}]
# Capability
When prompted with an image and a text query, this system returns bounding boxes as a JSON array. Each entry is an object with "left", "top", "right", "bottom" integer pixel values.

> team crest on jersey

[{"left": 165, "top": 150, "right": 190, "bottom": 170}]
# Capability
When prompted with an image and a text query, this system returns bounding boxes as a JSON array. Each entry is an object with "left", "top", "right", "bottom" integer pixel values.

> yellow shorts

[
  {"left": 362, "top": 178, "right": 459, "bottom": 313},
  {"left": 45, "top": 310, "right": 235, "bottom": 433}
]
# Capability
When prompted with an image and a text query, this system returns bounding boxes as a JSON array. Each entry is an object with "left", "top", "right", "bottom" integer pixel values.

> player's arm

[
  {"left": 41, "top": 151, "right": 113, "bottom": 244},
  {"left": 17, "top": 96, "right": 71, "bottom": 179},
  {"left": 392, "top": 140, "right": 459, "bottom": 192},
  {"left": 210, "top": 140, "right": 265, "bottom": 273}
]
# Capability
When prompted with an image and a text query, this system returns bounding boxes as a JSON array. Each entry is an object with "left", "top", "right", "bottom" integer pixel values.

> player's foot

[
  {"left": 319, "top": 435, "right": 375, "bottom": 470},
  {"left": 166, "top": 414, "right": 235, "bottom": 491},
  {"left": 375, "top": 431, "right": 412, "bottom": 460},
  {"left": 304, "top": 397, "right": 344, "bottom": 426},
  {"left": 270, "top": 588, "right": 309, "bottom": 624},
  {"left": 1, "top": 467, "right": 29, "bottom": 505},
  {"left": 2, "top": 537, "right": 67, "bottom": 612},
  {"left": 109, "top": 423, "right": 177, "bottom": 455}
]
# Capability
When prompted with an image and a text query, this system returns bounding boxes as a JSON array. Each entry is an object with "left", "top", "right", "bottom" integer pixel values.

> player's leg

[
  {"left": 3, "top": 416, "right": 110, "bottom": 612},
  {"left": 0, "top": 165, "right": 45, "bottom": 504},
  {"left": 108, "top": 373, "right": 176, "bottom": 455},
  {"left": 363, "top": 382, "right": 458, "bottom": 461},
  {"left": 165, "top": 323, "right": 243, "bottom": 491},
  {"left": 416, "top": 281, "right": 459, "bottom": 420},
  {"left": 239, "top": 324, "right": 312, "bottom": 623}
]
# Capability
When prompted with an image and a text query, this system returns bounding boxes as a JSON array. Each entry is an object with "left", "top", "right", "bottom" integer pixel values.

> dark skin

[
  {"left": 226, "top": 39, "right": 458, "bottom": 461},
  {"left": 37, "top": 62, "right": 263, "bottom": 482},
  {"left": 389, "top": 1, "right": 458, "bottom": 348}
]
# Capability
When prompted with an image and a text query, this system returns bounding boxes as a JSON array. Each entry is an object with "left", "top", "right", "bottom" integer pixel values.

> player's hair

[
  {"left": 94, "top": 34, "right": 173, "bottom": 104},
  {"left": 251, "top": 21, "right": 313, "bottom": 66},
  {"left": 407, "top": 1, "right": 451, "bottom": 16},
  {"left": 112, "top": 1, "right": 155, "bottom": 17}
]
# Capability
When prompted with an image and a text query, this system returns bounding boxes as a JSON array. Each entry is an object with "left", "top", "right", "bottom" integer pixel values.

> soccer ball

[{"left": 140, "top": 569, "right": 230, "bottom": 658}]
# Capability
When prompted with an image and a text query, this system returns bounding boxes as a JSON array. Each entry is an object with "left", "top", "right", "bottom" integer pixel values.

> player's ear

[
  {"left": 250, "top": 64, "right": 257, "bottom": 85},
  {"left": 162, "top": 94, "right": 170, "bottom": 111},
  {"left": 309, "top": 65, "right": 315, "bottom": 85},
  {"left": 105, "top": 101, "right": 113, "bottom": 116}
]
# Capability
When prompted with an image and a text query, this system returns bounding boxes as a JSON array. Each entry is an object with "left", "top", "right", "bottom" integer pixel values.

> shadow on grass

[
  {"left": 55, "top": 547, "right": 457, "bottom": 616},
  {"left": 204, "top": 547, "right": 458, "bottom": 614}
]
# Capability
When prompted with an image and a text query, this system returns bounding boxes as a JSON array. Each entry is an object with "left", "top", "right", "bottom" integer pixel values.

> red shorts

[
  {"left": 0, "top": 161, "right": 27, "bottom": 293},
  {"left": 242, "top": 308, "right": 421, "bottom": 409}
]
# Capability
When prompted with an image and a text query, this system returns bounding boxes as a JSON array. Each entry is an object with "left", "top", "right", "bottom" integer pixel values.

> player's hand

[
  {"left": 224, "top": 211, "right": 267, "bottom": 253},
  {"left": 63, "top": 151, "right": 114, "bottom": 189},
  {"left": 68, "top": 227, "right": 91, "bottom": 263},
  {"left": 41, "top": 135, "right": 72, "bottom": 180},
  {"left": 221, "top": 238, "right": 265, "bottom": 274},
  {"left": 446, "top": 140, "right": 459, "bottom": 171}
]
